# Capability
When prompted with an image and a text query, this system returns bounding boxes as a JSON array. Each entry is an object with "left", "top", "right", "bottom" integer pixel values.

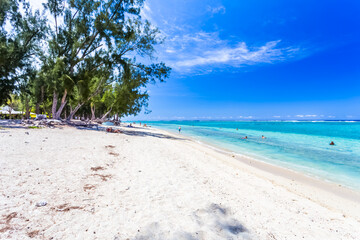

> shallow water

[{"left": 143, "top": 121, "right": 360, "bottom": 190}]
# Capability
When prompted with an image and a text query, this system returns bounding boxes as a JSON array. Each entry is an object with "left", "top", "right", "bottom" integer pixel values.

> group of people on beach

[{"left": 106, "top": 127, "right": 122, "bottom": 133}]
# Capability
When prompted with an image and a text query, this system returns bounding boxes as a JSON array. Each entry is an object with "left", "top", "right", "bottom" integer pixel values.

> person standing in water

[{"left": 179, "top": 126, "right": 181, "bottom": 133}]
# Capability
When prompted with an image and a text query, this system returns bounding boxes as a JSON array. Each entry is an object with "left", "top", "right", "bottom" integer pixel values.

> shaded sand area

[{"left": 1, "top": 122, "right": 360, "bottom": 239}]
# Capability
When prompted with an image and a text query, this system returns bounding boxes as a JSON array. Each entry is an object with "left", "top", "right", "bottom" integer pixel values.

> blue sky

[
  {"left": 29, "top": 0, "right": 360, "bottom": 120},
  {"left": 126, "top": 0, "right": 360, "bottom": 121}
]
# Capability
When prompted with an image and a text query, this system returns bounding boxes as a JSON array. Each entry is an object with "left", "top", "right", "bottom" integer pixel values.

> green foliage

[
  {"left": 6, "top": 94, "right": 21, "bottom": 111},
  {"left": 0, "top": 0, "right": 47, "bottom": 105},
  {"left": 1, "top": 0, "right": 171, "bottom": 120}
]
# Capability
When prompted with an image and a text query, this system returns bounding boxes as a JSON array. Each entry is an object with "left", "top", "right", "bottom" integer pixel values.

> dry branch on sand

[
  {"left": 92, "top": 174, "right": 112, "bottom": 181},
  {"left": 91, "top": 166, "right": 105, "bottom": 171},
  {"left": 83, "top": 184, "right": 96, "bottom": 191},
  {"left": 53, "top": 204, "right": 83, "bottom": 212},
  {"left": 27, "top": 230, "right": 40, "bottom": 238}
]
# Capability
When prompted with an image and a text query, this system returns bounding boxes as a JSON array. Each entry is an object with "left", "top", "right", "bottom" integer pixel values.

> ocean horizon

[{"left": 136, "top": 120, "right": 360, "bottom": 191}]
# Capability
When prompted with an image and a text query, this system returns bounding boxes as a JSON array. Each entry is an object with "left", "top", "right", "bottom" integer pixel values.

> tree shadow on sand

[
  {"left": 119, "top": 129, "right": 186, "bottom": 140},
  {"left": 133, "top": 204, "right": 251, "bottom": 240},
  {"left": 0, "top": 120, "right": 29, "bottom": 129},
  {"left": 75, "top": 126, "right": 185, "bottom": 140}
]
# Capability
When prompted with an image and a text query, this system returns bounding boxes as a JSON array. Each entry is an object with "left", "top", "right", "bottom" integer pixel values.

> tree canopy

[
  {"left": 0, "top": 0, "right": 47, "bottom": 105},
  {"left": 0, "top": 0, "right": 171, "bottom": 120}
]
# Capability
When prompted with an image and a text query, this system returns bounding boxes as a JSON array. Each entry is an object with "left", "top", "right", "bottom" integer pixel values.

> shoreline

[{"left": 145, "top": 125, "right": 360, "bottom": 219}]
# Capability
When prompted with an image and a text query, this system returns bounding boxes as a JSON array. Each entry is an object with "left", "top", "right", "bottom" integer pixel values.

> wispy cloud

[
  {"left": 175, "top": 40, "right": 299, "bottom": 68},
  {"left": 141, "top": 2, "right": 154, "bottom": 23},
  {"left": 295, "top": 114, "right": 318, "bottom": 118},
  {"left": 237, "top": 116, "right": 254, "bottom": 119},
  {"left": 141, "top": 2, "right": 303, "bottom": 74},
  {"left": 156, "top": 30, "right": 301, "bottom": 72},
  {"left": 207, "top": 5, "right": 226, "bottom": 14}
]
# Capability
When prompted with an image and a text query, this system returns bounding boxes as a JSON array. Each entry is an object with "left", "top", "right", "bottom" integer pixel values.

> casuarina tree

[
  {"left": 0, "top": 0, "right": 46, "bottom": 105},
  {"left": 41, "top": 0, "right": 171, "bottom": 120}
]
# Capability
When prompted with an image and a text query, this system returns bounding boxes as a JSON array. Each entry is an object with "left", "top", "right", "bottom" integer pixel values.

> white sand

[{"left": 1, "top": 123, "right": 360, "bottom": 239}]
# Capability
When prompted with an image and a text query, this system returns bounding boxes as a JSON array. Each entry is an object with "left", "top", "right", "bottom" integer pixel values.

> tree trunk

[
  {"left": 25, "top": 95, "right": 30, "bottom": 119},
  {"left": 91, "top": 104, "right": 95, "bottom": 120},
  {"left": 51, "top": 91, "right": 59, "bottom": 119},
  {"left": 40, "top": 86, "right": 44, "bottom": 114},
  {"left": 35, "top": 103, "right": 40, "bottom": 115},
  {"left": 67, "top": 103, "right": 84, "bottom": 121},
  {"left": 101, "top": 108, "right": 112, "bottom": 121},
  {"left": 54, "top": 89, "right": 67, "bottom": 119},
  {"left": 41, "top": 86, "right": 44, "bottom": 103}
]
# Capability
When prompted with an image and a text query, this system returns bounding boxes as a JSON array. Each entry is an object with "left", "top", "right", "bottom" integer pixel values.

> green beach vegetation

[
  {"left": 27, "top": 126, "right": 41, "bottom": 129},
  {"left": 0, "top": 0, "right": 170, "bottom": 121}
]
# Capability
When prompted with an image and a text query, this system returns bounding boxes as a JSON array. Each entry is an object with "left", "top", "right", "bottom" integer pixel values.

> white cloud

[
  {"left": 236, "top": 116, "right": 254, "bottom": 119},
  {"left": 175, "top": 40, "right": 298, "bottom": 68},
  {"left": 29, "top": 0, "right": 46, "bottom": 11},
  {"left": 273, "top": 116, "right": 281, "bottom": 118},
  {"left": 172, "top": 116, "right": 185, "bottom": 120},
  {"left": 138, "top": 1, "right": 303, "bottom": 74},
  {"left": 207, "top": 6, "right": 226, "bottom": 14},
  {"left": 296, "top": 114, "right": 318, "bottom": 118},
  {"left": 160, "top": 31, "right": 301, "bottom": 72},
  {"left": 141, "top": 2, "right": 154, "bottom": 23}
]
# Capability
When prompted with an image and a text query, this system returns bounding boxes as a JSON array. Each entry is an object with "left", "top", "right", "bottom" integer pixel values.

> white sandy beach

[{"left": 1, "top": 122, "right": 360, "bottom": 239}]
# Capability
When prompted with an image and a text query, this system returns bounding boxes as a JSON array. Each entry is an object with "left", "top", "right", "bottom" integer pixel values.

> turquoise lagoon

[{"left": 141, "top": 121, "right": 360, "bottom": 190}]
